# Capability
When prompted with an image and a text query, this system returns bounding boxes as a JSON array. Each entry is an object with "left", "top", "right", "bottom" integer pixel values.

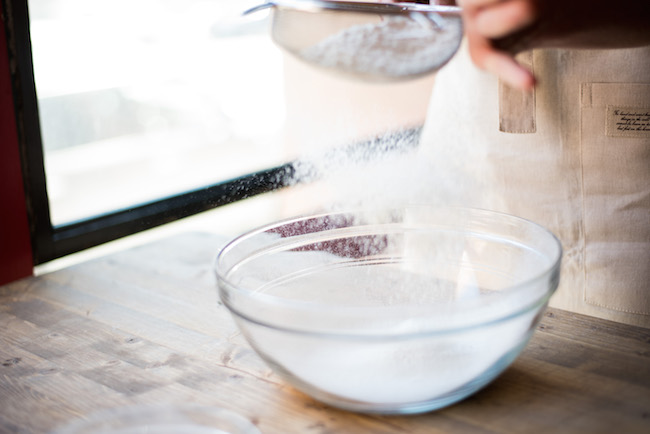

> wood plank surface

[{"left": 1, "top": 232, "right": 649, "bottom": 433}]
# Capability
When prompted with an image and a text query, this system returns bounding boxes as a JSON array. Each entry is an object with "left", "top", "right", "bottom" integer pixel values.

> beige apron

[{"left": 419, "top": 42, "right": 650, "bottom": 327}]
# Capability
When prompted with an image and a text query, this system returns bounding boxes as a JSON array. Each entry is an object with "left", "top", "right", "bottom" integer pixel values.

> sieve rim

[{"left": 244, "top": 1, "right": 462, "bottom": 17}]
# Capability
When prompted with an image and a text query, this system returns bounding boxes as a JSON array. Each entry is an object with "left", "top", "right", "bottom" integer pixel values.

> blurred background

[
  {"left": 31, "top": 0, "right": 287, "bottom": 225},
  {"left": 28, "top": 0, "right": 436, "bottom": 268}
]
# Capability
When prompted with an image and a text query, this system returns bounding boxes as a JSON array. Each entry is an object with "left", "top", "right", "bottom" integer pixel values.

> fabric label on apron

[{"left": 606, "top": 106, "right": 650, "bottom": 138}]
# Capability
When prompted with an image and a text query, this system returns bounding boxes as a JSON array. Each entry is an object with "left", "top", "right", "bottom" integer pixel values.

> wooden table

[{"left": 1, "top": 232, "right": 649, "bottom": 433}]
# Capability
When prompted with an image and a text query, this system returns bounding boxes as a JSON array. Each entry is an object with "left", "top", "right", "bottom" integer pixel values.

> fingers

[
  {"left": 464, "top": 23, "right": 535, "bottom": 90},
  {"left": 459, "top": 0, "right": 538, "bottom": 90},
  {"left": 459, "top": 0, "right": 537, "bottom": 38},
  {"left": 483, "top": 51, "right": 536, "bottom": 89},
  {"left": 457, "top": 0, "right": 504, "bottom": 10},
  {"left": 474, "top": 0, "right": 537, "bottom": 38}
]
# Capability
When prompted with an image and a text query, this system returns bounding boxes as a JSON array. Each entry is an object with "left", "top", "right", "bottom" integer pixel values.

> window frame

[
  {"left": 0, "top": 0, "right": 32, "bottom": 285},
  {"left": 3, "top": 0, "right": 294, "bottom": 266}
]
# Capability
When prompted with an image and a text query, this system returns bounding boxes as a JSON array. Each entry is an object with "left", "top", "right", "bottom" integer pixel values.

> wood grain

[{"left": 1, "top": 232, "right": 649, "bottom": 433}]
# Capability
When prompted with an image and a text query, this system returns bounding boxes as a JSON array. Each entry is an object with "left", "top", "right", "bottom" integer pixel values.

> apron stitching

[
  {"left": 579, "top": 82, "right": 650, "bottom": 316},
  {"left": 578, "top": 83, "right": 589, "bottom": 308},
  {"left": 583, "top": 297, "right": 650, "bottom": 316}
]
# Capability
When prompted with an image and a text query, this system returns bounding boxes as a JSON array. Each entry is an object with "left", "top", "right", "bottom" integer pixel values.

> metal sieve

[{"left": 244, "top": 1, "right": 463, "bottom": 81}]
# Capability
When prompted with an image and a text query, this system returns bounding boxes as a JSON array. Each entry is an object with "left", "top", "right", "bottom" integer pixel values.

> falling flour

[
  {"left": 261, "top": 127, "right": 532, "bottom": 407},
  {"left": 299, "top": 14, "right": 463, "bottom": 79},
  {"left": 250, "top": 11, "right": 533, "bottom": 410}
]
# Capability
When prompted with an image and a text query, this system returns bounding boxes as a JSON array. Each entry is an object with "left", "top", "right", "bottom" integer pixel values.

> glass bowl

[{"left": 215, "top": 206, "right": 562, "bottom": 414}]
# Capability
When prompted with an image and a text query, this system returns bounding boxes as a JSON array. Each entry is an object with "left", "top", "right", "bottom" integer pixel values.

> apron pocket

[{"left": 580, "top": 82, "right": 650, "bottom": 315}]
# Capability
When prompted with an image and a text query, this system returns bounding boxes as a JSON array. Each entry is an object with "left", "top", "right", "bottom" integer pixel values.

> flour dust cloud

[{"left": 254, "top": 9, "right": 527, "bottom": 410}]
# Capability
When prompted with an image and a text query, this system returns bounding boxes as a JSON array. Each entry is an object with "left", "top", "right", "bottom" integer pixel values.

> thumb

[{"left": 465, "top": 25, "right": 536, "bottom": 90}]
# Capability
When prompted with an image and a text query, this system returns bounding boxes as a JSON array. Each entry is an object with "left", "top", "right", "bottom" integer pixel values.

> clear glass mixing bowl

[{"left": 215, "top": 206, "right": 562, "bottom": 414}]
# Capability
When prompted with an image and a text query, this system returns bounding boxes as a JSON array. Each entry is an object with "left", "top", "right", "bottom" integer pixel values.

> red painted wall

[{"left": 0, "top": 3, "right": 34, "bottom": 285}]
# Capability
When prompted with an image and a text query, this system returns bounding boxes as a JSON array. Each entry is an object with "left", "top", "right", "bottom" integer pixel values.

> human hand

[
  {"left": 457, "top": 0, "right": 539, "bottom": 90},
  {"left": 456, "top": 0, "right": 650, "bottom": 90}
]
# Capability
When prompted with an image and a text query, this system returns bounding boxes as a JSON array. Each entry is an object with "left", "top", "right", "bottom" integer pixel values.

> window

[
  {"left": 4, "top": 0, "right": 436, "bottom": 271},
  {"left": 7, "top": 0, "right": 295, "bottom": 264},
  {"left": 30, "top": 0, "right": 288, "bottom": 225}
]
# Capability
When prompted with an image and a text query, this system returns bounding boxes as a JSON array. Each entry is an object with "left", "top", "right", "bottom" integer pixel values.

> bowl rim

[{"left": 215, "top": 206, "right": 562, "bottom": 337}]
